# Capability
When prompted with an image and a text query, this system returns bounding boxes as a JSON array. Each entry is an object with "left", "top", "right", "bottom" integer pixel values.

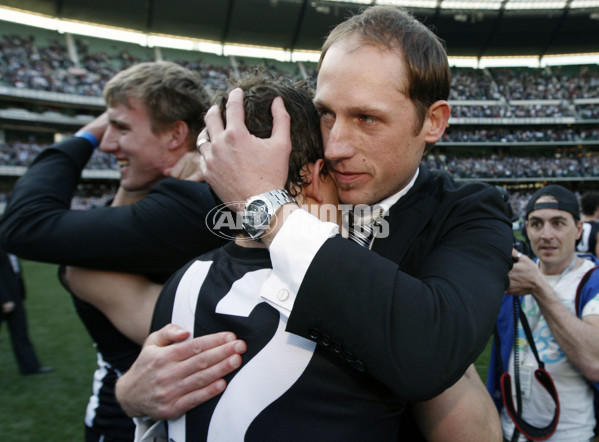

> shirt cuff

[
  {"left": 259, "top": 209, "right": 338, "bottom": 316},
  {"left": 74, "top": 130, "right": 99, "bottom": 148}
]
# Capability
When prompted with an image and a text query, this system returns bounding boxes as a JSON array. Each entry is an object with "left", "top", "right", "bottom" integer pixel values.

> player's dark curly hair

[{"left": 213, "top": 68, "right": 326, "bottom": 197}]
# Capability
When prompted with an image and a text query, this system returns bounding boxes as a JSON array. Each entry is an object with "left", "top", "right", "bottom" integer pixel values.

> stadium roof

[{"left": 1, "top": 0, "right": 598, "bottom": 59}]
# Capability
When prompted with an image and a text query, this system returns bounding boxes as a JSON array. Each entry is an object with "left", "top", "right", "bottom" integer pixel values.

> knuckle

[{"left": 189, "top": 338, "right": 204, "bottom": 355}]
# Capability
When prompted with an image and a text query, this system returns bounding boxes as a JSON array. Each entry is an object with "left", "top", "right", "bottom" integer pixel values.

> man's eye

[
  {"left": 319, "top": 110, "right": 333, "bottom": 119},
  {"left": 360, "top": 115, "right": 377, "bottom": 123}
]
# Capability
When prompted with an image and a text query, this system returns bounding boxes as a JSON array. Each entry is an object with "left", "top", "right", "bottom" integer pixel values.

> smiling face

[
  {"left": 526, "top": 195, "right": 583, "bottom": 275},
  {"left": 314, "top": 35, "right": 441, "bottom": 206},
  {"left": 100, "top": 98, "right": 175, "bottom": 192}
]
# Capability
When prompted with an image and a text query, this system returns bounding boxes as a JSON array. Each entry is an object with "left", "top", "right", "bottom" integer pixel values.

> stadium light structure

[
  {"left": 0, "top": 4, "right": 597, "bottom": 67},
  {"left": 323, "top": 0, "right": 599, "bottom": 9}
]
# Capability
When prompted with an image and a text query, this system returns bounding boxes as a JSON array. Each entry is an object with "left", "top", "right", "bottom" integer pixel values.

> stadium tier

[{"left": 0, "top": 19, "right": 598, "bottom": 215}]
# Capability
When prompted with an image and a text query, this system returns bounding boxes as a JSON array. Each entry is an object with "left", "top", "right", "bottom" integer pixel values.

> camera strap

[{"left": 499, "top": 298, "right": 560, "bottom": 441}]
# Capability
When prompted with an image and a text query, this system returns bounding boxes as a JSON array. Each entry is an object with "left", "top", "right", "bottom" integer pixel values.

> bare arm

[
  {"left": 165, "top": 151, "right": 205, "bottom": 182},
  {"left": 111, "top": 186, "right": 149, "bottom": 207},
  {"left": 116, "top": 324, "right": 247, "bottom": 419},
  {"left": 64, "top": 267, "right": 161, "bottom": 345},
  {"left": 61, "top": 182, "right": 160, "bottom": 344},
  {"left": 508, "top": 251, "right": 599, "bottom": 382},
  {"left": 411, "top": 364, "right": 502, "bottom": 442}
]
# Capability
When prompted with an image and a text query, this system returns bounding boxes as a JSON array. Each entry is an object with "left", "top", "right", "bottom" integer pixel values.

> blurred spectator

[{"left": 0, "top": 245, "right": 52, "bottom": 375}]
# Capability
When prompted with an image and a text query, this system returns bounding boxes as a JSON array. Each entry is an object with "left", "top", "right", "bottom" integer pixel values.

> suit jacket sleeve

[
  {"left": 286, "top": 177, "right": 513, "bottom": 401},
  {"left": 0, "top": 137, "right": 223, "bottom": 277}
]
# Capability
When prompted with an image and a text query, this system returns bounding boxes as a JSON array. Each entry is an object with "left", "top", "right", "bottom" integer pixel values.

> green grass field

[
  {"left": 0, "top": 260, "right": 493, "bottom": 441},
  {"left": 0, "top": 260, "right": 96, "bottom": 441}
]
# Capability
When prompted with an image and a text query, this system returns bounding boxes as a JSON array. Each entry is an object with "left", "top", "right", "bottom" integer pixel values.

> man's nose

[
  {"left": 99, "top": 126, "right": 117, "bottom": 153},
  {"left": 540, "top": 224, "right": 554, "bottom": 239},
  {"left": 324, "top": 121, "right": 354, "bottom": 161}
]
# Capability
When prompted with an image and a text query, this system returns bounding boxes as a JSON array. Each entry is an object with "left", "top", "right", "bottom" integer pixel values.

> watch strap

[
  {"left": 263, "top": 189, "right": 296, "bottom": 213},
  {"left": 243, "top": 189, "right": 296, "bottom": 240}
]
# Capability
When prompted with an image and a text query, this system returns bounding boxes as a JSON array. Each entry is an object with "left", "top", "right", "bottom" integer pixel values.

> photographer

[{"left": 487, "top": 185, "right": 599, "bottom": 441}]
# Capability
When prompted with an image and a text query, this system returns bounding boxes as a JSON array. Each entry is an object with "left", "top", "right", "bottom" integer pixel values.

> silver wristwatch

[{"left": 242, "top": 189, "right": 296, "bottom": 240}]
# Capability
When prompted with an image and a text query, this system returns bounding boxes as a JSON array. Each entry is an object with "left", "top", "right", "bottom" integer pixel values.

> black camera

[{"left": 495, "top": 186, "right": 530, "bottom": 259}]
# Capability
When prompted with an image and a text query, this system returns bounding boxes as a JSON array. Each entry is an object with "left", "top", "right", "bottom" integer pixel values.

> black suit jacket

[
  {"left": 288, "top": 166, "right": 513, "bottom": 402},
  {"left": 0, "top": 137, "right": 226, "bottom": 279}
]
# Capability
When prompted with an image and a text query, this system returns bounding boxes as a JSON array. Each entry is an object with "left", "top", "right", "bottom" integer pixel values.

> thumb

[
  {"left": 145, "top": 323, "right": 191, "bottom": 347},
  {"left": 270, "top": 96, "right": 292, "bottom": 150}
]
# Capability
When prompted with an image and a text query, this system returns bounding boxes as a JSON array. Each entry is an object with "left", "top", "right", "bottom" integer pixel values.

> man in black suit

[
  {"left": 117, "top": 6, "right": 512, "bottom": 439},
  {"left": 202, "top": 1, "right": 512, "bottom": 403},
  {"left": 0, "top": 246, "right": 52, "bottom": 375},
  {"left": 69, "top": 69, "right": 502, "bottom": 440},
  {"left": 0, "top": 61, "right": 245, "bottom": 442}
]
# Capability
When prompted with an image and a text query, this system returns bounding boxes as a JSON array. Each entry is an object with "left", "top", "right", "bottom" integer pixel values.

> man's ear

[
  {"left": 168, "top": 121, "right": 190, "bottom": 150},
  {"left": 576, "top": 219, "right": 584, "bottom": 240},
  {"left": 302, "top": 159, "right": 326, "bottom": 203},
  {"left": 424, "top": 100, "right": 451, "bottom": 144}
]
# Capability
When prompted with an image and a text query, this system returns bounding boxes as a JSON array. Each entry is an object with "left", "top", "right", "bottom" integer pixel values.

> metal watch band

[
  {"left": 242, "top": 189, "right": 297, "bottom": 240},
  {"left": 263, "top": 189, "right": 296, "bottom": 211}
]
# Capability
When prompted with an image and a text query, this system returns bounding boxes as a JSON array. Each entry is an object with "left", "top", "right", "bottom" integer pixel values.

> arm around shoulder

[
  {"left": 286, "top": 182, "right": 513, "bottom": 400},
  {"left": 411, "top": 365, "right": 502, "bottom": 442}
]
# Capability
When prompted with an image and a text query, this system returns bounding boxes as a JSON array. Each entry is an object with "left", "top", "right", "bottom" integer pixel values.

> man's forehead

[
  {"left": 527, "top": 207, "right": 574, "bottom": 223},
  {"left": 107, "top": 98, "right": 147, "bottom": 121}
]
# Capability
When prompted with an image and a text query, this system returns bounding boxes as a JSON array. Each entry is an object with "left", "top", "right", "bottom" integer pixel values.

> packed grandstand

[{"left": 0, "top": 16, "right": 598, "bottom": 218}]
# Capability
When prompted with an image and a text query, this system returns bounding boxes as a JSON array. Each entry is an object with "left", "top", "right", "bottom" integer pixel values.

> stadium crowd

[
  {"left": 423, "top": 153, "right": 599, "bottom": 180},
  {"left": 2, "top": 136, "right": 598, "bottom": 215},
  {"left": 2, "top": 139, "right": 598, "bottom": 179},
  {"left": 441, "top": 127, "right": 599, "bottom": 143},
  {"left": 1, "top": 29, "right": 599, "bottom": 109},
  {"left": 1, "top": 27, "right": 598, "bottom": 217}
]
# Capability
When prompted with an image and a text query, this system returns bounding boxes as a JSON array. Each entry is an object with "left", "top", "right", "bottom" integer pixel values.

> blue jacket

[{"left": 486, "top": 253, "right": 599, "bottom": 419}]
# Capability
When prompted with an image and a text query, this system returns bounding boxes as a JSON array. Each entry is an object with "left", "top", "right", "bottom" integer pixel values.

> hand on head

[
  {"left": 198, "top": 88, "right": 292, "bottom": 209},
  {"left": 80, "top": 112, "right": 110, "bottom": 144}
]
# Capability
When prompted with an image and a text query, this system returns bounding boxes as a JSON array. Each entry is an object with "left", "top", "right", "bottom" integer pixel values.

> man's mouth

[
  {"left": 117, "top": 159, "right": 130, "bottom": 169},
  {"left": 539, "top": 245, "right": 557, "bottom": 252},
  {"left": 332, "top": 169, "right": 365, "bottom": 186}
]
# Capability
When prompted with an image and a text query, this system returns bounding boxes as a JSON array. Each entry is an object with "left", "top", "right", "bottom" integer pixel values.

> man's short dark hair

[{"left": 318, "top": 5, "right": 451, "bottom": 134}]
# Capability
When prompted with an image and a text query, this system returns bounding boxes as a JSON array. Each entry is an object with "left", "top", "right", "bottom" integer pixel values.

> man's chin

[{"left": 337, "top": 187, "right": 378, "bottom": 206}]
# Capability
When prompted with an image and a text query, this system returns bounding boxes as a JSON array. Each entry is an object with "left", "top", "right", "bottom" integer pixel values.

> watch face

[{"left": 244, "top": 200, "right": 271, "bottom": 230}]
